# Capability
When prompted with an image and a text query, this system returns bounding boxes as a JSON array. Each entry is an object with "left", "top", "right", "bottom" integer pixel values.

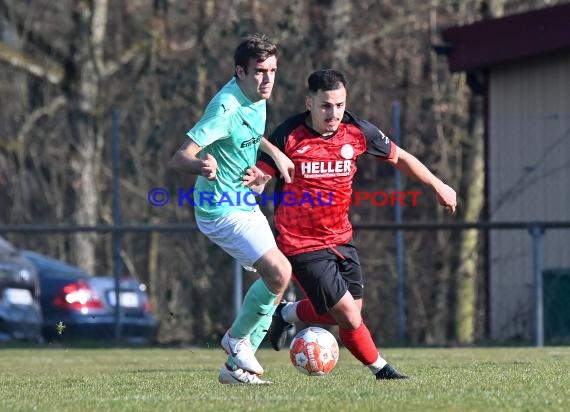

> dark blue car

[
  {"left": 0, "top": 237, "right": 43, "bottom": 342},
  {"left": 22, "top": 251, "right": 159, "bottom": 344}
]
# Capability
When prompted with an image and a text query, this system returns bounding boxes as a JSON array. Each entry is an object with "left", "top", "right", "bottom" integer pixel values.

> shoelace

[
  {"left": 244, "top": 373, "right": 260, "bottom": 383},
  {"left": 233, "top": 338, "right": 252, "bottom": 352},
  {"left": 234, "top": 368, "right": 260, "bottom": 383}
]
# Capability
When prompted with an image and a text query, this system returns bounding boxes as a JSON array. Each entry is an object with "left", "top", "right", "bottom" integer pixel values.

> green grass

[{"left": 0, "top": 346, "right": 568, "bottom": 411}]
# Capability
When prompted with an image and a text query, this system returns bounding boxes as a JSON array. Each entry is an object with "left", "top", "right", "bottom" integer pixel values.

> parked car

[
  {"left": 0, "top": 237, "right": 43, "bottom": 342},
  {"left": 22, "top": 251, "right": 159, "bottom": 344}
]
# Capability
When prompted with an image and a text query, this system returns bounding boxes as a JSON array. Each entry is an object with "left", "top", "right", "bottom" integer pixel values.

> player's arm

[
  {"left": 385, "top": 146, "right": 457, "bottom": 214},
  {"left": 170, "top": 98, "right": 230, "bottom": 179},
  {"left": 242, "top": 164, "right": 271, "bottom": 194},
  {"left": 168, "top": 138, "right": 217, "bottom": 180},
  {"left": 259, "top": 137, "right": 294, "bottom": 183},
  {"left": 355, "top": 112, "right": 456, "bottom": 214}
]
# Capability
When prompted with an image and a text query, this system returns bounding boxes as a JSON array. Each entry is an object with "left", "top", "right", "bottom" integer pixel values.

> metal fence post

[
  {"left": 112, "top": 108, "right": 123, "bottom": 344},
  {"left": 392, "top": 100, "right": 406, "bottom": 341},
  {"left": 530, "top": 223, "right": 544, "bottom": 347},
  {"left": 233, "top": 259, "right": 243, "bottom": 318}
]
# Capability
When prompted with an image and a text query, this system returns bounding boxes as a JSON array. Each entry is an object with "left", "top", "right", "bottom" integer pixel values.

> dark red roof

[{"left": 441, "top": 3, "right": 570, "bottom": 72}]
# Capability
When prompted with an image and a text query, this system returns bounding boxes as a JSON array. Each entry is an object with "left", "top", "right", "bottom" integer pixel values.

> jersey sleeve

[
  {"left": 186, "top": 101, "right": 232, "bottom": 147},
  {"left": 347, "top": 112, "right": 396, "bottom": 160},
  {"left": 257, "top": 119, "right": 291, "bottom": 177}
]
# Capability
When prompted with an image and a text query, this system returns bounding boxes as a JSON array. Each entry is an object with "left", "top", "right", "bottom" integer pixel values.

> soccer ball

[{"left": 289, "top": 327, "right": 339, "bottom": 376}]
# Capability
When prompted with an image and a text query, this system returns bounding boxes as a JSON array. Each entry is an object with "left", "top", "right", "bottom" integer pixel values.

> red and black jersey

[{"left": 258, "top": 110, "right": 396, "bottom": 256}]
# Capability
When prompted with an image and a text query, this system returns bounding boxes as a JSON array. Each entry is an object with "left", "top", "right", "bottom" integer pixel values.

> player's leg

[
  {"left": 267, "top": 249, "right": 338, "bottom": 350},
  {"left": 197, "top": 207, "right": 290, "bottom": 376},
  {"left": 221, "top": 303, "right": 275, "bottom": 385},
  {"left": 331, "top": 294, "right": 407, "bottom": 379},
  {"left": 273, "top": 245, "right": 407, "bottom": 379},
  {"left": 329, "top": 292, "right": 383, "bottom": 369},
  {"left": 245, "top": 246, "right": 291, "bottom": 346},
  {"left": 331, "top": 245, "right": 408, "bottom": 379},
  {"left": 227, "top": 245, "right": 290, "bottom": 348},
  {"left": 248, "top": 306, "right": 274, "bottom": 351},
  {"left": 223, "top": 246, "right": 290, "bottom": 378},
  {"left": 253, "top": 246, "right": 292, "bottom": 297},
  {"left": 286, "top": 297, "right": 337, "bottom": 325},
  {"left": 228, "top": 246, "right": 292, "bottom": 358},
  {"left": 282, "top": 247, "right": 380, "bottom": 365}
]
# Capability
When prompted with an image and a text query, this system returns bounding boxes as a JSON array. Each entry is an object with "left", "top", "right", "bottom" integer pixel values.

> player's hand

[
  {"left": 434, "top": 182, "right": 457, "bottom": 215},
  {"left": 272, "top": 151, "right": 295, "bottom": 183},
  {"left": 242, "top": 165, "right": 271, "bottom": 193},
  {"left": 201, "top": 153, "right": 217, "bottom": 180}
]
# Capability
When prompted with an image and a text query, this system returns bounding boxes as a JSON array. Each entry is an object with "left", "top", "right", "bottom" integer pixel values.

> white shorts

[{"left": 195, "top": 206, "right": 277, "bottom": 271}]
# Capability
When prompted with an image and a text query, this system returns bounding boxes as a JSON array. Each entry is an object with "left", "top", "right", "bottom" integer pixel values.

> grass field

[{"left": 0, "top": 346, "right": 568, "bottom": 411}]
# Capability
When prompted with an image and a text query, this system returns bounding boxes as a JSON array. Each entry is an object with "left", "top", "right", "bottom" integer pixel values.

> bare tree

[{"left": 2, "top": 0, "right": 562, "bottom": 344}]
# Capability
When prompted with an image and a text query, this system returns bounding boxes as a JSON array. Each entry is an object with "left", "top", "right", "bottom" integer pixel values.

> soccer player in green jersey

[{"left": 169, "top": 33, "right": 292, "bottom": 384}]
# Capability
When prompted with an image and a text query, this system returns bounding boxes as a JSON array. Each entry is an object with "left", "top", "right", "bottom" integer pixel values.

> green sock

[
  {"left": 250, "top": 305, "right": 277, "bottom": 351},
  {"left": 230, "top": 278, "right": 278, "bottom": 339},
  {"left": 226, "top": 356, "right": 237, "bottom": 369}
]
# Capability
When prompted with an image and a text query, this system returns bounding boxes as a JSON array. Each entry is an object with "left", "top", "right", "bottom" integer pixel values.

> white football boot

[
  {"left": 221, "top": 330, "right": 264, "bottom": 375},
  {"left": 218, "top": 364, "right": 272, "bottom": 385}
]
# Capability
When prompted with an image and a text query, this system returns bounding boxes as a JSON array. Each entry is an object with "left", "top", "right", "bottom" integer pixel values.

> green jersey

[{"left": 187, "top": 78, "right": 266, "bottom": 219}]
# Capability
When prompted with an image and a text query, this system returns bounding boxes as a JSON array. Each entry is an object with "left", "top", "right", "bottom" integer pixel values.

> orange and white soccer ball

[{"left": 289, "top": 327, "right": 339, "bottom": 376}]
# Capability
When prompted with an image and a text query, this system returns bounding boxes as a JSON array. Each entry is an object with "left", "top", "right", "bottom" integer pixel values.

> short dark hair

[
  {"left": 234, "top": 33, "right": 277, "bottom": 74},
  {"left": 307, "top": 69, "right": 347, "bottom": 93}
]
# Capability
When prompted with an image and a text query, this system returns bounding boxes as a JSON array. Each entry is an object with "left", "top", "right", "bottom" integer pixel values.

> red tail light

[{"left": 53, "top": 280, "right": 103, "bottom": 311}]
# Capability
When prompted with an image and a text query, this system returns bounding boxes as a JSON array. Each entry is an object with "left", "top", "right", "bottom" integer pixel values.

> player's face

[
  {"left": 306, "top": 86, "right": 346, "bottom": 136},
  {"left": 236, "top": 56, "right": 278, "bottom": 102}
]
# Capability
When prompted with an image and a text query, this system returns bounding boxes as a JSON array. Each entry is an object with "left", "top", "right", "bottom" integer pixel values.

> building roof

[{"left": 441, "top": 3, "right": 570, "bottom": 72}]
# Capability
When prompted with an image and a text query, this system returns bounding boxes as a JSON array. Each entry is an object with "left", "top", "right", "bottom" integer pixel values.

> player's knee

[
  {"left": 271, "top": 258, "right": 291, "bottom": 290},
  {"left": 279, "top": 256, "right": 292, "bottom": 282},
  {"left": 256, "top": 251, "right": 291, "bottom": 293}
]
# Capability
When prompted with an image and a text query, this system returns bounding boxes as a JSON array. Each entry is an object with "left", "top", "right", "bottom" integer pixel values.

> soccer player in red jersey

[{"left": 257, "top": 69, "right": 457, "bottom": 380}]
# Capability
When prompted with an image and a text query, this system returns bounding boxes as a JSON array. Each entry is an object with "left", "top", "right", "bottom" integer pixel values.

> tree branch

[
  {"left": 16, "top": 95, "right": 67, "bottom": 141},
  {"left": 0, "top": 0, "right": 70, "bottom": 66},
  {"left": 101, "top": 39, "right": 152, "bottom": 78},
  {"left": 0, "top": 41, "right": 64, "bottom": 84}
]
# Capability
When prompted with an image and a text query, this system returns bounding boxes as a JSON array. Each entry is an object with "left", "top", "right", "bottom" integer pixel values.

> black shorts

[{"left": 288, "top": 243, "right": 363, "bottom": 314}]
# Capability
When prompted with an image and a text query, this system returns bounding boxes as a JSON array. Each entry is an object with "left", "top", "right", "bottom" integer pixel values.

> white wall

[{"left": 488, "top": 50, "right": 570, "bottom": 340}]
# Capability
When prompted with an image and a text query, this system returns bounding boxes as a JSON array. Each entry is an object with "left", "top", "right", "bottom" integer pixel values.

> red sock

[
  {"left": 296, "top": 299, "right": 337, "bottom": 325},
  {"left": 339, "top": 321, "right": 379, "bottom": 365}
]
